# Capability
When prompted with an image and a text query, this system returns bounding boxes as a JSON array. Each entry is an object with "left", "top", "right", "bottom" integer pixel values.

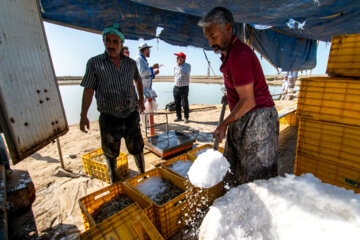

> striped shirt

[
  {"left": 81, "top": 52, "right": 141, "bottom": 116},
  {"left": 174, "top": 62, "right": 191, "bottom": 87}
]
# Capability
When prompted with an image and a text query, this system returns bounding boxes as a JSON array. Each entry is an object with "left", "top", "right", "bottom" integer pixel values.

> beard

[{"left": 211, "top": 41, "right": 229, "bottom": 54}]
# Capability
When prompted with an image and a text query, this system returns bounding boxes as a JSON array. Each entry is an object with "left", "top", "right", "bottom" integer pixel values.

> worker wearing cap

[
  {"left": 173, "top": 52, "right": 191, "bottom": 123},
  {"left": 135, "top": 43, "right": 160, "bottom": 130},
  {"left": 80, "top": 23, "right": 146, "bottom": 183},
  {"left": 135, "top": 43, "right": 159, "bottom": 94},
  {"left": 200, "top": 8, "right": 278, "bottom": 188}
]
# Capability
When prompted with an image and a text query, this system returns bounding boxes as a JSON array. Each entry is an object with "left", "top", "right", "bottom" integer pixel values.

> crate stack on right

[{"left": 295, "top": 33, "right": 360, "bottom": 193}]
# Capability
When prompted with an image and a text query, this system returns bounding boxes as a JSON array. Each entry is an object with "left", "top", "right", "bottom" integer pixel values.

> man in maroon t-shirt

[{"left": 199, "top": 7, "right": 279, "bottom": 187}]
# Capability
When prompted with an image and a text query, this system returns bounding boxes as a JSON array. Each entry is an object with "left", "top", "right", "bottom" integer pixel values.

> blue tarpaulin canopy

[{"left": 39, "top": 0, "right": 360, "bottom": 71}]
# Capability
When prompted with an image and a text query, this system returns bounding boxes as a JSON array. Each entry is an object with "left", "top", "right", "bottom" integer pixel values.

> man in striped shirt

[
  {"left": 80, "top": 23, "right": 146, "bottom": 183},
  {"left": 173, "top": 52, "right": 191, "bottom": 123}
]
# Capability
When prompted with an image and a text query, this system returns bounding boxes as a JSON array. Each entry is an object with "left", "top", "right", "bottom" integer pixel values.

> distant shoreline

[{"left": 57, "top": 74, "right": 326, "bottom": 86}]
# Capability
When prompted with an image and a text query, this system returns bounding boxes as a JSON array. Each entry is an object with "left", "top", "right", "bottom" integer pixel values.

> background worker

[
  {"left": 286, "top": 71, "right": 298, "bottom": 100},
  {"left": 135, "top": 42, "right": 159, "bottom": 94},
  {"left": 280, "top": 74, "right": 288, "bottom": 100},
  {"left": 79, "top": 23, "right": 146, "bottom": 183},
  {"left": 281, "top": 71, "right": 298, "bottom": 100},
  {"left": 135, "top": 43, "right": 160, "bottom": 129},
  {"left": 173, "top": 52, "right": 191, "bottom": 123},
  {"left": 120, "top": 46, "right": 130, "bottom": 57},
  {"left": 199, "top": 7, "right": 279, "bottom": 187}
]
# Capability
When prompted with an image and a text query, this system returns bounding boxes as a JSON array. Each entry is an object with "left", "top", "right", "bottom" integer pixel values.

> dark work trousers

[
  {"left": 223, "top": 107, "right": 279, "bottom": 188},
  {"left": 99, "top": 111, "right": 144, "bottom": 182},
  {"left": 173, "top": 85, "right": 189, "bottom": 120}
]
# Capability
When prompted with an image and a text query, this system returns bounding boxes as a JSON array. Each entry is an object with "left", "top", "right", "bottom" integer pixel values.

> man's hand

[
  {"left": 152, "top": 63, "right": 159, "bottom": 69},
  {"left": 154, "top": 69, "right": 160, "bottom": 75},
  {"left": 80, "top": 115, "right": 90, "bottom": 133},
  {"left": 221, "top": 94, "right": 228, "bottom": 105},
  {"left": 137, "top": 97, "right": 146, "bottom": 113},
  {"left": 213, "top": 121, "right": 228, "bottom": 143}
]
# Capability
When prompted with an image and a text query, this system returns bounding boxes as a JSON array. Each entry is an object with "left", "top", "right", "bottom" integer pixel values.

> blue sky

[{"left": 44, "top": 22, "right": 330, "bottom": 77}]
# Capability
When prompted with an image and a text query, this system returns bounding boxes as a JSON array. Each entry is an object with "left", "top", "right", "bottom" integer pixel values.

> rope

[{"left": 202, "top": 49, "right": 226, "bottom": 94}]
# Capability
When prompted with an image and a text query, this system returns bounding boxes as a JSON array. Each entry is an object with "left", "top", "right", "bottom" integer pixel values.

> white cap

[{"left": 138, "top": 42, "right": 152, "bottom": 50}]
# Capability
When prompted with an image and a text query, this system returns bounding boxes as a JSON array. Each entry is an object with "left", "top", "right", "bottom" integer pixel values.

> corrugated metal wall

[{"left": 0, "top": 0, "right": 68, "bottom": 164}]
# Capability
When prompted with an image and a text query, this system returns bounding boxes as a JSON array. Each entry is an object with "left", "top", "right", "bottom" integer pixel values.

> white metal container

[{"left": 0, "top": 0, "right": 68, "bottom": 164}]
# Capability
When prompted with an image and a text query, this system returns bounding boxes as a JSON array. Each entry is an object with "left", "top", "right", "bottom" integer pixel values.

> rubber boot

[
  {"left": 105, "top": 156, "right": 117, "bottom": 184},
  {"left": 133, "top": 152, "right": 145, "bottom": 174}
]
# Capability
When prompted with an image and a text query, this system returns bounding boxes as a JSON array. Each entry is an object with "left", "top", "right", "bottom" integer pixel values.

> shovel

[{"left": 213, "top": 99, "right": 227, "bottom": 150}]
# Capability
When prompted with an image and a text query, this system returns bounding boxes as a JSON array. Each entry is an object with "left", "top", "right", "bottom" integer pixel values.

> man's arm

[
  {"left": 182, "top": 63, "right": 191, "bottom": 75},
  {"left": 213, "top": 82, "right": 256, "bottom": 141},
  {"left": 80, "top": 88, "right": 94, "bottom": 133},
  {"left": 134, "top": 80, "right": 145, "bottom": 113}
]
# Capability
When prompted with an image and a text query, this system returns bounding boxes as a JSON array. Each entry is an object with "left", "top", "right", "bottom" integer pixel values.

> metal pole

[
  {"left": 213, "top": 100, "right": 227, "bottom": 150},
  {"left": 148, "top": 99, "right": 155, "bottom": 136},
  {"left": 56, "top": 138, "right": 65, "bottom": 169}
]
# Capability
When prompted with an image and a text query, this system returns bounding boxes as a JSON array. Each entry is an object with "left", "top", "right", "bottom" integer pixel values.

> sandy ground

[{"left": 9, "top": 99, "right": 298, "bottom": 239}]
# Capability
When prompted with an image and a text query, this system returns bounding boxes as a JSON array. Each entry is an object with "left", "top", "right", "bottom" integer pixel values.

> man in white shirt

[
  {"left": 281, "top": 71, "right": 298, "bottom": 100},
  {"left": 173, "top": 52, "right": 191, "bottom": 123},
  {"left": 135, "top": 43, "right": 159, "bottom": 94},
  {"left": 135, "top": 43, "right": 160, "bottom": 130}
]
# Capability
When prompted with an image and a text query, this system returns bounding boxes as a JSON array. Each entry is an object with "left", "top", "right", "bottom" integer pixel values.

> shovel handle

[
  {"left": 213, "top": 135, "right": 220, "bottom": 150},
  {"left": 213, "top": 100, "right": 227, "bottom": 150}
]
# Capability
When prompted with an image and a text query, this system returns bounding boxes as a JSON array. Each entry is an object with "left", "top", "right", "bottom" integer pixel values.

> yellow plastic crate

[
  {"left": 297, "top": 118, "right": 360, "bottom": 170},
  {"left": 79, "top": 203, "right": 164, "bottom": 240},
  {"left": 297, "top": 77, "right": 360, "bottom": 126},
  {"left": 126, "top": 168, "right": 190, "bottom": 239},
  {"left": 188, "top": 144, "right": 225, "bottom": 158},
  {"left": 279, "top": 112, "right": 298, "bottom": 126},
  {"left": 78, "top": 181, "right": 155, "bottom": 231},
  {"left": 82, "top": 148, "right": 128, "bottom": 183},
  {"left": 161, "top": 153, "right": 224, "bottom": 210},
  {"left": 326, "top": 33, "right": 360, "bottom": 77},
  {"left": 295, "top": 153, "right": 360, "bottom": 193},
  {"left": 186, "top": 181, "right": 224, "bottom": 212}
]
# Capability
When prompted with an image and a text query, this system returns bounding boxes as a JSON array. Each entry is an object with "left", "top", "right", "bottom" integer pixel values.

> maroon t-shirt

[{"left": 220, "top": 36, "right": 274, "bottom": 112}]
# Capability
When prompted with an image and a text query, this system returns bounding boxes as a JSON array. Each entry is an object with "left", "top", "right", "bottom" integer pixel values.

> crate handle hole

[
  {"left": 174, "top": 197, "right": 186, "bottom": 207},
  {"left": 137, "top": 175, "right": 150, "bottom": 182},
  {"left": 94, "top": 190, "right": 110, "bottom": 200}
]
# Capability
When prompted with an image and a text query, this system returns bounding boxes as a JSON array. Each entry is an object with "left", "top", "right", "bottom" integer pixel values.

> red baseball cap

[{"left": 174, "top": 52, "right": 186, "bottom": 59}]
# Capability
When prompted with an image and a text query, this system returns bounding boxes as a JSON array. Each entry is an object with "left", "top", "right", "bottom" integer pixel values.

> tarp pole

[{"left": 56, "top": 138, "right": 65, "bottom": 169}]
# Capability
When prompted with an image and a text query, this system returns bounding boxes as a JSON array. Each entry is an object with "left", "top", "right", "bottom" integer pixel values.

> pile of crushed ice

[
  {"left": 199, "top": 173, "right": 360, "bottom": 240},
  {"left": 188, "top": 149, "right": 230, "bottom": 188}
]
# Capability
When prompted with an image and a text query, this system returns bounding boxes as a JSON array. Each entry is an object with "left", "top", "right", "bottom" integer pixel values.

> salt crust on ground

[
  {"left": 199, "top": 174, "right": 360, "bottom": 240},
  {"left": 188, "top": 149, "right": 230, "bottom": 188}
]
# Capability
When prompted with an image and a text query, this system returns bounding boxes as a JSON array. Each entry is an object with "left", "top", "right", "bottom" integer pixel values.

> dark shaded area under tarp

[{"left": 39, "top": 0, "right": 360, "bottom": 71}]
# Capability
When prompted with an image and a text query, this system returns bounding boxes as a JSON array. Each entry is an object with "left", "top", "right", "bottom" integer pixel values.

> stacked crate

[
  {"left": 79, "top": 203, "right": 163, "bottom": 240},
  {"left": 295, "top": 33, "right": 360, "bottom": 193},
  {"left": 126, "top": 168, "right": 191, "bottom": 239},
  {"left": 78, "top": 181, "right": 156, "bottom": 230}
]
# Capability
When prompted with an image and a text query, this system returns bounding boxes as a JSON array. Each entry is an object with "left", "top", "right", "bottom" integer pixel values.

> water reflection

[{"left": 59, "top": 82, "right": 289, "bottom": 125}]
